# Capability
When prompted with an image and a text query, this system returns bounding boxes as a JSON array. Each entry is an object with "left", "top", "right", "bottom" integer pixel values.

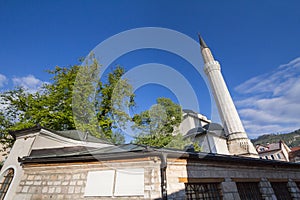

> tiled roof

[
  {"left": 256, "top": 142, "right": 282, "bottom": 152},
  {"left": 291, "top": 146, "right": 300, "bottom": 152}
]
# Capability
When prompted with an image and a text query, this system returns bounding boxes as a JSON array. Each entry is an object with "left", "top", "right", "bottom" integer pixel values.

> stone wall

[
  {"left": 165, "top": 158, "right": 300, "bottom": 200},
  {"left": 14, "top": 158, "right": 162, "bottom": 200},
  {"left": 12, "top": 157, "right": 300, "bottom": 200}
]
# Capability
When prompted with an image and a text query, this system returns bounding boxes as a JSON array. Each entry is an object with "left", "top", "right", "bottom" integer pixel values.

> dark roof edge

[
  {"left": 18, "top": 148, "right": 300, "bottom": 168},
  {"left": 9, "top": 125, "right": 43, "bottom": 139},
  {"left": 8, "top": 125, "right": 110, "bottom": 144}
]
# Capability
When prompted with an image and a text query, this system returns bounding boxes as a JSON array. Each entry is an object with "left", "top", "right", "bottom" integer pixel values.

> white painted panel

[
  {"left": 114, "top": 168, "right": 144, "bottom": 196},
  {"left": 84, "top": 170, "right": 115, "bottom": 196}
]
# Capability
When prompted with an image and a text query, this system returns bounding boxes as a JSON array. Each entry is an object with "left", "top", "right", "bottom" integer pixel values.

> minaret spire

[
  {"left": 198, "top": 33, "right": 214, "bottom": 63},
  {"left": 199, "top": 34, "right": 258, "bottom": 157},
  {"left": 198, "top": 33, "right": 208, "bottom": 49}
]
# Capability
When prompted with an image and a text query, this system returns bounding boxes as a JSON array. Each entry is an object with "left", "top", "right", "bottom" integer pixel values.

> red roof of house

[{"left": 291, "top": 146, "right": 300, "bottom": 152}]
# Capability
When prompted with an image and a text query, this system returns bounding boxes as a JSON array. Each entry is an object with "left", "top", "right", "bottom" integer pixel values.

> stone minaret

[{"left": 199, "top": 35, "right": 258, "bottom": 157}]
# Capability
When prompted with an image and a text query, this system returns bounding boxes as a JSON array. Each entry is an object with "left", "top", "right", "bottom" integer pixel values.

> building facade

[{"left": 0, "top": 127, "right": 300, "bottom": 200}]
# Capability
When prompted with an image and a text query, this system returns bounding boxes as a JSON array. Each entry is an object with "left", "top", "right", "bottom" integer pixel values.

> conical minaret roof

[
  {"left": 198, "top": 33, "right": 208, "bottom": 49},
  {"left": 198, "top": 34, "right": 214, "bottom": 63}
]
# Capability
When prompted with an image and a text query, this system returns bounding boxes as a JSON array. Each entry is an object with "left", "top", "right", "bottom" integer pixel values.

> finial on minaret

[
  {"left": 198, "top": 34, "right": 214, "bottom": 63},
  {"left": 198, "top": 33, "right": 208, "bottom": 49}
]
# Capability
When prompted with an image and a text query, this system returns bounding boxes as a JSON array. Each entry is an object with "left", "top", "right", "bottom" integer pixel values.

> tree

[
  {"left": 0, "top": 58, "right": 135, "bottom": 146},
  {"left": 132, "top": 97, "right": 201, "bottom": 151},
  {"left": 1, "top": 59, "right": 200, "bottom": 151},
  {"left": 72, "top": 56, "right": 134, "bottom": 143},
  {"left": 132, "top": 98, "right": 181, "bottom": 147}
]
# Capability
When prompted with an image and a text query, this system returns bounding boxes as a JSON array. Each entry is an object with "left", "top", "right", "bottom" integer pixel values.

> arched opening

[{"left": 0, "top": 168, "right": 14, "bottom": 200}]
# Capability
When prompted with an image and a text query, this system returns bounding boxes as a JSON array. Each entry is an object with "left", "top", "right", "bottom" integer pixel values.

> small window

[
  {"left": 271, "top": 155, "right": 275, "bottom": 160},
  {"left": 236, "top": 182, "right": 262, "bottom": 200},
  {"left": 271, "top": 182, "right": 292, "bottom": 200},
  {"left": 259, "top": 157, "right": 262, "bottom": 159},
  {"left": 277, "top": 153, "right": 281, "bottom": 159},
  {"left": 0, "top": 168, "right": 14, "bottom": 200},
  {"left": 259, "top": 148, "right": 265, "bottom": 151},
  {"left": 265, "top": 156, "right": 268, "bottom": 160},
  {"left": 185, "top": 183, "right": 222, "bottom": 200}
]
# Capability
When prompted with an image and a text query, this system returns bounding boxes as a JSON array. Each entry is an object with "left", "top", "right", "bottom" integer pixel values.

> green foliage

[
  {"left": 0, "top": 111, "right": 14, "bottom": 150},
  {"left": 252, "top": 129, "right": 300, "bottom": 148},
  {"left": 132, "top": 98, "right": 182, "bottom": 134},
  {"left": 0, "top": 58, "right": 135, "bottom": 146},
  {"left": 97, "top": 66, "right": 135, "bottom": 140},
  {"left": 132, "top": 97, "right": 200, "bottom": 151},
  {"left": 0, "top": 58, "right": 204, "bottom": 151},
  {"left": 165, "top": 134, "right": 202, "bottom": 152}
]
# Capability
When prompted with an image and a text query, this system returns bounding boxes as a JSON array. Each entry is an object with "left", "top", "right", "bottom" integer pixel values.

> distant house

[
  {"left": 289, "top": 146, "right": 300, "bottom": 163},
  {"left": 256, "top": 141, "right": 291, "bottom": 161}
]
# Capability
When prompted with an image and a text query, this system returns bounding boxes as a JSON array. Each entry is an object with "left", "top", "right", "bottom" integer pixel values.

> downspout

[{"left": 159, "top": 152, "right": 168, "bottom": 200}]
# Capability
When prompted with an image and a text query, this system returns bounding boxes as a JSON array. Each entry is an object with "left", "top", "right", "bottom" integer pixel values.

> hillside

[{"left": 251, "top": 129, "right": 300, "bottom": 148}]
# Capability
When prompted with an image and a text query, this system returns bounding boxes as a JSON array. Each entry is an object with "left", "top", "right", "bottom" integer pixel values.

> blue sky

[{"left": 1, "top": 0, "right": 300, "bottom": 138}]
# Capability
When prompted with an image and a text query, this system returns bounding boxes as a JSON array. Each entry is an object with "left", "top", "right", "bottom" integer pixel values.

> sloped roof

[
  {"left": 55, "top": 129, "right": 109, "bottom": 143},
  {"left": 256, "top": 142, "right": 281, "bottom": 152},
  {"left": 267, "top": 143, "right": 281, "bottom": 151},
  {"left": 185, "top": 127, "right": 206, "bottom": 137},
  {"left": 291, "top": 146, "right": 300, "bottom": 152},
  {"left": 184, "top": 123, "right": 226, "bottom": 139},
  {"left": 256, "top": 141, "right": 292, "bottom": 154},
  {"left": 9, "top": 125, "right": 110, "bottom": 144},
  {"left": 18, "top": 143, "right": 300, "bottom": 169}
]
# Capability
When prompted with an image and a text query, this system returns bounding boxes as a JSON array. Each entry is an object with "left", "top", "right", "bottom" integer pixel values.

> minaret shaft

[
  {"left": 204, "top": 60, "right": 245, "bottom": 136},
  {"left": 199, "top": 35, "right": 258, "bottom": 157}
]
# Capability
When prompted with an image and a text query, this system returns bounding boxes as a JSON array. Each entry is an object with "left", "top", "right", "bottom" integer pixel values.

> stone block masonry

[
  {"left": 14, "top": 159, "right": 162, "bottom": 200},
  {"left": 12, "top": 156, "right": 300, "bottom": 200}
]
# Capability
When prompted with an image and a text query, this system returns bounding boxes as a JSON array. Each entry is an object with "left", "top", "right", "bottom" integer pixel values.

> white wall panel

[
  {"left": 114, "top": 168, "right": 144, "bottom": 196},
  {"left": 84, "top": 170, "right": 115, "bottom": 196}
]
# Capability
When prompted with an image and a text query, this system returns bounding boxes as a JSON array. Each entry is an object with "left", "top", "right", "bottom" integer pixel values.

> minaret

[{"left": 199, "top": 34, "right": 258, "bottom": 157}]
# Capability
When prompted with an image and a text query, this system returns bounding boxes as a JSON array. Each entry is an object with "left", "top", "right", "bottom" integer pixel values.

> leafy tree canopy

[
  {"left": 132, "top": 98, "right": 201, "bottom": 151},
  {"left": 0, "top": 58, "right": 200, "bottom": 152},
  {"left": 0, "top": 58, "right": 134, "bottom": 146}
]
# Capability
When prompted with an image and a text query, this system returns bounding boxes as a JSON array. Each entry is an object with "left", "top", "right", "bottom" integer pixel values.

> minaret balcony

[{"left": 204, "top": 61, "right": 221, "bottom": 74}]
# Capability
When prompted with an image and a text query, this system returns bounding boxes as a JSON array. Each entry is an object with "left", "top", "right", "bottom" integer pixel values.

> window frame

[
  {"left": 236, "top": 181, "right": 262, "bottom": 200},
  {"left": 0, "top": 168, "right": 15, "bottom": 200},
  {"left": 185, "top": 182, "right": 223, "bottom": 200},
  {"left": 277, "top": 153, "right": 282, "bottom": 159},
  {"left": 270, "top": 182, "right": 292, "bottom": 200}
]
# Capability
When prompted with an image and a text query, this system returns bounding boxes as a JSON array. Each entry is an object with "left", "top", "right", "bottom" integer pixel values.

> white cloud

[
  {"left": 235, "top": 57, "right": 300, "bottom": 138},
  {"left": 12, "top": 75, "right": 44, "bottom": 93},
  {"left": 0, "top": 74, "right": 8, "bottom": 88}
]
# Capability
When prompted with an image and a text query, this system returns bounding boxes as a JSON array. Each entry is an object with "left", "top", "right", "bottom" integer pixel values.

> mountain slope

[{"left": 251, "top": 129, "right": 300, "bottom": 148}]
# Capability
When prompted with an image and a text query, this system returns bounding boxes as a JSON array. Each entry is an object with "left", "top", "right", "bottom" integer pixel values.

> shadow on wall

[{"left": 154, "top": 189, "right": 186, "bottom": 200}]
